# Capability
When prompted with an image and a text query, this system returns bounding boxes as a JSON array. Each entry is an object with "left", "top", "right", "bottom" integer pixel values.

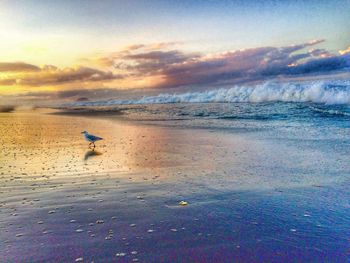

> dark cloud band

[{"left": 0, "top": 40, "right": 349, "bottom": 90}]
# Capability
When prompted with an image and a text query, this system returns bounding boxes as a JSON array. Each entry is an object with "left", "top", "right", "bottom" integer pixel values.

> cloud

[
  {"left": 1, "top": 40, "right": 349, "bottom": 94},
  {"left": 0, "top": 65, "right": 122, "bottom": 87},
  {"left": 0, "top": 62, "right": 40, "bottom": 72},
  {"left": 96, "top": 39, "right": 348, "bottom": 88},
  {"left": 89, "top": 42, "right": 184, "bottom": 68},
  {"left": 123, "top": 42, "right": 181, "bottom": 52},
  {"left": 339, "top": 46, "right": 350, "bottom": 55},
  {"left": 284, "top": 55, "right": 350, "bottom": 75},
  {"left": 119, "top": 50, "right": 199, "bottom": 76}
]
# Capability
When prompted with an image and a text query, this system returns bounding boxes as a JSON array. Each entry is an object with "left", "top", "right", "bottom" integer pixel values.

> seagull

[{"left": 81, "top": 131, "right": 103, "bottom": 148}]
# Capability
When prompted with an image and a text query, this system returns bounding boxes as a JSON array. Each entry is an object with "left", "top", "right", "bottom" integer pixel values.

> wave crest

[{"left": 73, "top": 80, "right": 350, "bottom": 106}]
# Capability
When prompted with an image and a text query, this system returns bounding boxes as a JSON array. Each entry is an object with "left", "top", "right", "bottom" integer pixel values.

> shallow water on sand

[{"left": 0, "top": 109, "right": 350, "bottom": 262}]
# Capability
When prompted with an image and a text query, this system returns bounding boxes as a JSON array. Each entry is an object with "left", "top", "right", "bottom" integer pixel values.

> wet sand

[{"left": 1, "top": 109, "right": 350, "bottom": 262}]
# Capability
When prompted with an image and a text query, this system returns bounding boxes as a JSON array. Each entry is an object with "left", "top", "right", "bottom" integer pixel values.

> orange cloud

[
  {"left": 339, "top": 46, "right": 350, "bottom": 55},
  {"left": 0, "top": 62, "right": 40, "bottom": 72},
  {"left": 0, "top": 65, "right": 122, "bottom": 87}
]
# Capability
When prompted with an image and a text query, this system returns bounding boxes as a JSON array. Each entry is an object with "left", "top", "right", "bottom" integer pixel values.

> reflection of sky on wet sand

[
  {"left": 1, "top": 110, "right": 258, "bottom": 261},
  {"left": 1, "top": 109, "right": 349, "bottom": 188}
]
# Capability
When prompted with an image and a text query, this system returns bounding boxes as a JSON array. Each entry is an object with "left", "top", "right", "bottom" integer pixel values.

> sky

[{"left": 0, "top": 0, "right": 349, "bottom": 105}]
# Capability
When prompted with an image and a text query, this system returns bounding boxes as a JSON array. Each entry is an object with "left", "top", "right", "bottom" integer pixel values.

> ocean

[{"left": 72, "top": 80, "right": 350, "bottom": 141}]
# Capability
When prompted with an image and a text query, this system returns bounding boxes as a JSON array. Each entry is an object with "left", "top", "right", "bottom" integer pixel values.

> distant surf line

[{"left": 73, "top": 80, "right": 350, "bottom": 106}]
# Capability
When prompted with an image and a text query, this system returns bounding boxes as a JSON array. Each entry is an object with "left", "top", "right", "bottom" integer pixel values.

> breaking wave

[{"left": 73, "top": 80, "right": 350, "bottom": 106}]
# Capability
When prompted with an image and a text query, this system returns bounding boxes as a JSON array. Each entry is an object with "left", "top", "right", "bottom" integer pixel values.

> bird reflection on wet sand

[{"left": 84, "top": 149, "right": 102, "bottom": 161}]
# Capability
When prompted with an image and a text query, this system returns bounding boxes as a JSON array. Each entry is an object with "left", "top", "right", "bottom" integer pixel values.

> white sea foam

[{"left": 73, "top": 80, "right": 350, "bottom": 106}]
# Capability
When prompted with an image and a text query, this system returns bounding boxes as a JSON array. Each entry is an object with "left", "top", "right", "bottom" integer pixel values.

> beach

[
  {"left": 1, "top": 0, "right": 350, "bottom": 261},
  {"left": 1, "top": 107, "right": 350, "bottom": 262}
]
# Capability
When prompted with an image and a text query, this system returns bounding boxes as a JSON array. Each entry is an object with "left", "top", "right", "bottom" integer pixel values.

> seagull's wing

[{"left": 87, "top": 134, "right": 103, "bottom": 141}]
